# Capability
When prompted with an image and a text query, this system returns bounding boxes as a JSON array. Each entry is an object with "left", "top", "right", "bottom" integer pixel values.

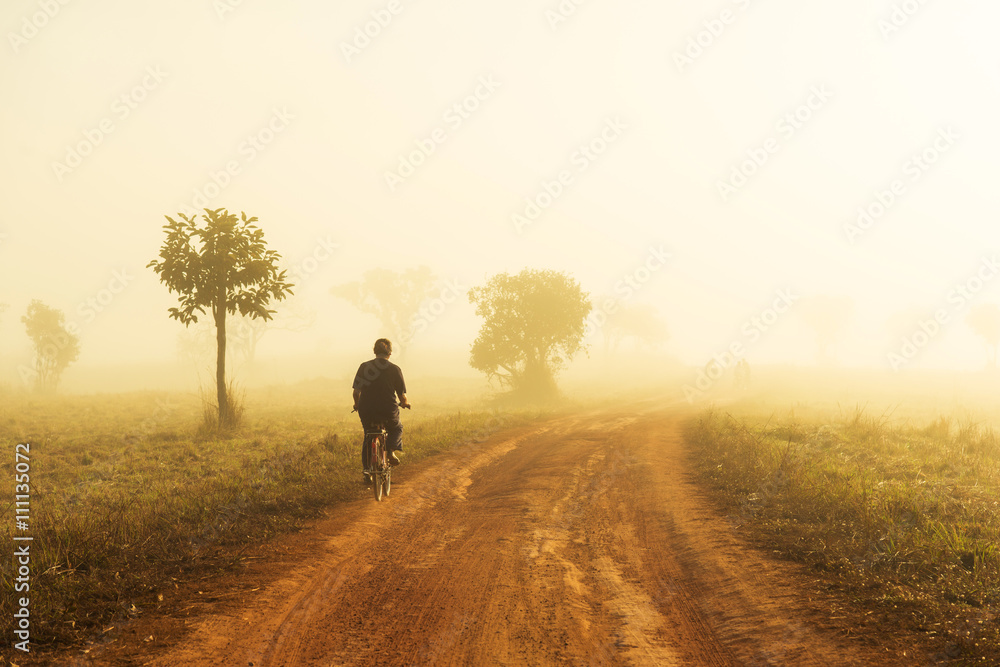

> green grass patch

[{"left": 686, "top": 404, "right": 1000, "bottom": 664}]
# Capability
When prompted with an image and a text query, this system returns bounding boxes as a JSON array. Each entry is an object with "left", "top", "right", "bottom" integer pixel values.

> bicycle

[{"left": 355, "top": 403, "right": 409, "bottom": 502}]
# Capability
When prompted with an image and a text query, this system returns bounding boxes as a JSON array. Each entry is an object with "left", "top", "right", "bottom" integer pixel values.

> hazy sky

[{"left": 2, "top": 0, "right": 999, "bottom": 384}]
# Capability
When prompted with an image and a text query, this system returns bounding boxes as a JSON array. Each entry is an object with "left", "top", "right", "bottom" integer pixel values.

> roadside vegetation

[
  {"left": 0, "top": 383, "right": 535, "bottom": 652},
  {"left": 686, "top": 402, "right": 1000, "bottom": 664}
]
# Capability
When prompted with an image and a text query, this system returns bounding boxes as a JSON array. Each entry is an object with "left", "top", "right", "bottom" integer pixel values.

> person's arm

[
  {"left": 352, "top": 388, "right": 362, "bottom": 410},
  {"left": 396, "top": 367, "right": 410, "bottom": 408}
]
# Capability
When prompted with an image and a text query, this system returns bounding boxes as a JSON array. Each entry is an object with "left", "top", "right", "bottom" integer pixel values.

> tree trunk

[
  {"left": 519, "top": 349, "right": 557, "bottom": 400},
  {"left": 216, "top": 295, "right": 228, "bottom": 428}
]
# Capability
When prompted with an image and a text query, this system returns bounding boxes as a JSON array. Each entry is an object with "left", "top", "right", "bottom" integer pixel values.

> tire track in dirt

[{"left": 87, "top": 405, "right": 904, "bottom": 666}]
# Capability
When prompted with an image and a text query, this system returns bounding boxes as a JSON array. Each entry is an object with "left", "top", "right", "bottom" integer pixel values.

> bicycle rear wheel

[{"left": 372, "top": 435, "right": 385, "bottom": 502}]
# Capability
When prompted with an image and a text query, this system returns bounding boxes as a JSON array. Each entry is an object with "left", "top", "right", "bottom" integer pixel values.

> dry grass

[
  {"left": 0, "top": 384, "right": 537, "bottom": 653},
  {"left": 198, "top": 377, "right": 246, "bottom": 433},
  {"left": 686, "top": 404, "right": 1000, "bottom": 664}
]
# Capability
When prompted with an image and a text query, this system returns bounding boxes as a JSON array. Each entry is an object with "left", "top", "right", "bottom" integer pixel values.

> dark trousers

[{"left": 358, "top": 407, "right": 403, "bottom": 468}]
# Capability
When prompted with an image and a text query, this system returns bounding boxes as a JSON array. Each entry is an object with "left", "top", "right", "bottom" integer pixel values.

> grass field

[
  {"left": 686, "top": 398, "right": 1000, "bottom": 664},
  {"left": 0, "top": 379, "right": 539, "bottom": 651}
]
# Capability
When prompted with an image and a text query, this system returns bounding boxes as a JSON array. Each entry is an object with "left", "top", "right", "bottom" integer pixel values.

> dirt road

[{"left": 92, "top": 405, "right": 904, "bottom": 665}]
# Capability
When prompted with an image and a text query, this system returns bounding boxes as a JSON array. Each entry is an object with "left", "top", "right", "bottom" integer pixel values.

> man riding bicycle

[{"left": 352, "top": 338, "right": 410, "bottom": 471}]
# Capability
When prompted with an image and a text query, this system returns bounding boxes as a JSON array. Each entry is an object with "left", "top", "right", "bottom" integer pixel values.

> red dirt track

[{"left": 77, "top": 404, "right": 906, "bottom": 666}]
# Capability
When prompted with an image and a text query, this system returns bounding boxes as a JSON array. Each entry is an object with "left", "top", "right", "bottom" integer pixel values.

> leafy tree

[
  {"left": 331, "top": 267, "right": 438, "bottom": 353},
  {"left": 148, "top": 208, "right": 293, "bottom": 427},
  {"left": 967, "top": 304, "right": 1000, "bottom": 369},
  {"left": 468, "top": 269, "right": 591, "bottom": 398},
  {"left": 21, "top": 300, "right": 79, "bottom": 393}
]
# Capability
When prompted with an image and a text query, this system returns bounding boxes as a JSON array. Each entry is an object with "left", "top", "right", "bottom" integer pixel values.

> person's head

[{"left": 374, "top": 338, "right": 392, "bottom": 358}]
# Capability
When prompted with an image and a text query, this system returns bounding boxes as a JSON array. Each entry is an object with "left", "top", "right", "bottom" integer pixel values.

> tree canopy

[
  {"left": 22, "top": 299, "right": 79, "bottom": 393},
  {"left": 331, "top": 266, "right": 438, "bottom": 352},
  {"left": 468, "top": 269, "right": 590, "bottom": 398}
]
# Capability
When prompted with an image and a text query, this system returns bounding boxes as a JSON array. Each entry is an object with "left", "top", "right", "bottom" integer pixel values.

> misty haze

[{"left": 2, "top": 1, "right": 1000, "bottom": 665}]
